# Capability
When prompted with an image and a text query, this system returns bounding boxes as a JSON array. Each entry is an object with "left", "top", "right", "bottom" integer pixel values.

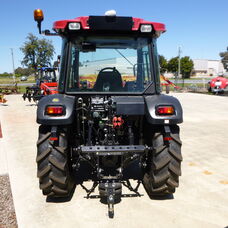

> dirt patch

[
  {"left": 203, "top": 170, "right": 213, "bottom": 175},
  {"left": 0, "top": 174, "right": 18, "bottom": 228}
]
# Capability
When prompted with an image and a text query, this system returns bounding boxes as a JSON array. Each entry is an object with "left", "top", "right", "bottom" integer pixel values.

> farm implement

[
  {"left": 160, "top": 75, "right": 179, "bottom": 93},
  {"left": 0, "top": 84, "right": 18, "bottom": 104}
]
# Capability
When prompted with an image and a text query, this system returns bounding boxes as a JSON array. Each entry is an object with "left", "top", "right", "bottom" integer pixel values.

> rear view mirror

[{"left": 82, "top": 43, "right": 96, "bottom": 52}]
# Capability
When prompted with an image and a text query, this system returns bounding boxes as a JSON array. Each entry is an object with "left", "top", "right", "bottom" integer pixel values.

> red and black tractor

[
  {"left": 22, "top": 67, "right": 58, "bottom": 102},
  {"left": 34, "top": 9, "right": 183, "bottom": 218},
  {"left": 208, "top": 73, "right": 228, "bottom": 94}
]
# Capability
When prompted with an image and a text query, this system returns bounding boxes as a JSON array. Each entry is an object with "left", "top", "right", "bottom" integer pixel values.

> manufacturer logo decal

[{"left": 52, "top": 98, "right": 59, "bottom": 102}]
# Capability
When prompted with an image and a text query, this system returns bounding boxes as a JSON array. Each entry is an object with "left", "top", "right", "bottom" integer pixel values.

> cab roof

[{"left": 53, "top": 16, "right": 166, "bottom": 35}]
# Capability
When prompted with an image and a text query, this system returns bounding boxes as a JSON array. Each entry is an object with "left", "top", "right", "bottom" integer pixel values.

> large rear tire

[
  {"left": 36, "top": 125, "right": 74, "bottom": 197},
  {"left": 143, "top": 125, "right": 182, "bottom": 197}
]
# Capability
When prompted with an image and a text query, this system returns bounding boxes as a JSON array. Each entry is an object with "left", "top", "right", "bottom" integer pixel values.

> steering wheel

[{"left": 98, "top": 67, "right": 120, "bottom": 74}]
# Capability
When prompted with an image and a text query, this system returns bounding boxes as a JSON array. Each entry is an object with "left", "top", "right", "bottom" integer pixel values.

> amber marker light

[
  {"left": 34, "top": 9, "right": 44, "bottom": 22},
  {"left": 156, "top": 106, "right": 175, "bottom": 116}
]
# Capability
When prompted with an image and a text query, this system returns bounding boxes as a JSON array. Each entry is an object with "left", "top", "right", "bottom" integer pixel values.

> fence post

[{"left": 203, "top": 78, "right": 205, "bottom": 89}]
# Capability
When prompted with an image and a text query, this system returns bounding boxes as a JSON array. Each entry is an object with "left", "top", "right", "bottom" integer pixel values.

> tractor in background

[{"left": 22, "top": 67, "right": 58, "bottom": 102}]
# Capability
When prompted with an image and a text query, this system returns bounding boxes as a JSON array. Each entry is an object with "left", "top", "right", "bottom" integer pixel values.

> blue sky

[{"left": 0, "top": 0, "right": 227, "bottom": 73}]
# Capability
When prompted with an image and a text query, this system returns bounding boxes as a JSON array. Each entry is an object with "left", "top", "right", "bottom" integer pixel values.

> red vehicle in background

[
  {"left": 208, "top": 73, "right": 228, "bottom": 94},
  {"left": 23, "top": 67, "right": 58, "bottom": 102}
]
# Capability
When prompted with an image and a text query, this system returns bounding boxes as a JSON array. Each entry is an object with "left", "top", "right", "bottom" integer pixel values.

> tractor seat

[{"left": 94, "top": 67, "right": 123, "bottom": 92}]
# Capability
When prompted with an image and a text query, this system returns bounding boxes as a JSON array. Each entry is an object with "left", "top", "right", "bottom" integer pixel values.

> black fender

[
  {"left": 37, "top": 94, "right": 76, "bottom": 125},
  {"left": 144, "top": 94, "right": 183, "bottom": 125}
]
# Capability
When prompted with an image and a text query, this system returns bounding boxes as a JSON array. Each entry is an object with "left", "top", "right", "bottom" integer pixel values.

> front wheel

[
  {"left": 143, "top": 125, "right": 182, "bottom": 197},
  {"left": 36, "top": 125, "right": 74, "bottom": 197}
]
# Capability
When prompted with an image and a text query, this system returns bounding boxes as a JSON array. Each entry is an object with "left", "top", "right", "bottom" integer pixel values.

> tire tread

[
  {"left": 36, "top": 125, "right": 74, "bottom": 198},
  {"left": 143, "top": 126, "right": 182, "bottom": 197}
]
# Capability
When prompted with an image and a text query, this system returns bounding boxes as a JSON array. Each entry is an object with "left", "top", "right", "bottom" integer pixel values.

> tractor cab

[
  {"left": 35, "top": 10, "right": 166, "bottom": 95},
  {"left": 57, "top": 15, "right": 165, "bottom": 95},
  {"left": 36, "top": 67, "right": 57, "bottom": 85}
]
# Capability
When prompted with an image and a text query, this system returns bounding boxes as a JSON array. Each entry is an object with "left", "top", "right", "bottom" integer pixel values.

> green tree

[
  {"left": 167, "top": 57, "right": 178, "bottom": 74},
  {"left": 159, "top": 55, "right": 167, "bottom": 74},
  {"left": 180, "top": 56, "right": 194, "bottom": 79},
  {"left": 220, "top": 48, "right": 228, "bottom": 71},
  {"left": 20, "top": 33, "right": 55, "bottom": 69},
  {"left": 15, "top": 67, "right": 35, "bottom": 76},
  {"left": 0, "top": 72, "right": 12, "bottom": 77}
]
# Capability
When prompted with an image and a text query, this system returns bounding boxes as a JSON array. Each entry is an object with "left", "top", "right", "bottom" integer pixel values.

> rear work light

[
  {"left": 140, "top": 24, "right": 152, "bottom": 33},
  {"left": 156, "top": 106, "right": 175, "bottom": 116},
  {"left": 46, "top": 106, "right": 64, "bottom": 116},
  {"left": 68, "top": 22, "right": 81, "bottom": 30}
]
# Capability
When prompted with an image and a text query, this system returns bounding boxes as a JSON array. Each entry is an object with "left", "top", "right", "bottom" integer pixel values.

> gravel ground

[{"left": 0, "top": 174, "right": 17, "bottom": 228}]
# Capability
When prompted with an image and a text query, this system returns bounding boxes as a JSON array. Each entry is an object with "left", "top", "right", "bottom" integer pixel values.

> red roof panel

[{"left": 53, "top": 16, "right": 166, "bottom": 33}]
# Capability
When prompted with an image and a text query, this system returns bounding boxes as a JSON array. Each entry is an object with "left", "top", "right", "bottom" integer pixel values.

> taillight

[
  {"left": 46, "top": 106, "right": 64, "bottom": 116},
  {"left": 156, "top": 106, "right": 175, "bottom": 116}
]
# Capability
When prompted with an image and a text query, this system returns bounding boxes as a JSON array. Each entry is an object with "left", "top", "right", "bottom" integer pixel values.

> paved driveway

[{"left": 0, "top": 93, "right": 228, "bottom": 228}]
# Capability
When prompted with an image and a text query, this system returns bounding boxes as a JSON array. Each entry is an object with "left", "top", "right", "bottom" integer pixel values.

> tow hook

[{"left": 99, "top": 181, "right": 122, "bottom": 218}]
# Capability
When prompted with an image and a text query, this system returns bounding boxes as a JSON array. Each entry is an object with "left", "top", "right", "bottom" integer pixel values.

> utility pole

[
  {"left": 178, "top": 46, "right": 181, "bottom": 79},
  {"left": 10, "top": 48, "right": 16, "bottom": 83},
  {"left": 175, "top": 46, "right": 181, "bottom": 86}
]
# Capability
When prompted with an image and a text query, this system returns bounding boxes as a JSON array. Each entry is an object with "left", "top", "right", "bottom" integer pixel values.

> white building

[
  {"left": 80, "top": 57, "right": 136, "bottom": 75},
  {"left": 80, "top": 57, "right": 225, "bottom": 77},
  {"left": 192, "top": 59, "right": 224, "bottom": 76}
]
